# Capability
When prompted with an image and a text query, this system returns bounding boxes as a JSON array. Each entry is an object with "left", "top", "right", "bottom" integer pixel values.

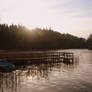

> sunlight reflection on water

[{"left": 0, "top": 49, "right": 92, "bottom": 92}]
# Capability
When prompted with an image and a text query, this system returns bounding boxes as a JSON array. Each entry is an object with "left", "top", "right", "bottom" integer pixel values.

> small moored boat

[{"left": 0, "top": 60, "right": 15, "bottom": 72}]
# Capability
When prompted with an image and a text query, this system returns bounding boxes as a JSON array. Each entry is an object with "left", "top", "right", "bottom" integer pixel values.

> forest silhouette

[{"left": 0, "top": 24, "right": 92, "bottom": 50}]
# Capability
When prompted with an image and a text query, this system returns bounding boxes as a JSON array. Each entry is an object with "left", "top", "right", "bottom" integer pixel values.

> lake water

[{"left": 0, "top": 49, "right": 92, "bottom": 92}]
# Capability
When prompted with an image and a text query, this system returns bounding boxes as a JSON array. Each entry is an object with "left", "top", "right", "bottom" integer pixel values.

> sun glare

[{"left": 0, "top": 0, "right": 92, "bottom": 38}]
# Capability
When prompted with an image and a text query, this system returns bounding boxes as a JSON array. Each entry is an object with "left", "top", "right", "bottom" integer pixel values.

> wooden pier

[{"left": 0, "top": 51, "right": 74, "bottom": 64}]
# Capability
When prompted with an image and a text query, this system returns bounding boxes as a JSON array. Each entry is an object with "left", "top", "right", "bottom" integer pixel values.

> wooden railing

[{"left": 0, "top": 51, "right": 74, "bottom": 64}]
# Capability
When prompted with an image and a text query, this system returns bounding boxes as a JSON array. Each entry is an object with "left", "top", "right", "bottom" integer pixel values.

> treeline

[
  {"left": 87, "top": 34, "right": 92, "bottom": 50},
  {"left": 0, "top": 24, "right": 91, "bottom": 50}
]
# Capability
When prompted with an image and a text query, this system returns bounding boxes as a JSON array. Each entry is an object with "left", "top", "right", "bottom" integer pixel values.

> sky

[{"left": 0, "top": 0, "right": 92, "bottom": 38}]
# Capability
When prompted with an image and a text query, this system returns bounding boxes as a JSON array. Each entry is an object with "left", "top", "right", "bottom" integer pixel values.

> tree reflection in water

[{"left": 0, "top": 57, "right": 78, "bottom": 92}]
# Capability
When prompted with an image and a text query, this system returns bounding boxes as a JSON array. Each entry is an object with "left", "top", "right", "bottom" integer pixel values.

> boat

[{"left": 0, "top": 60, "right": 15, "bottom": 72}]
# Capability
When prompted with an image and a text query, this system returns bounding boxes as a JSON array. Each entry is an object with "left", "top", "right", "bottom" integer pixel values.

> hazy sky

[{"left": 0, "top": 0, "right": 92, "bottom": 38}]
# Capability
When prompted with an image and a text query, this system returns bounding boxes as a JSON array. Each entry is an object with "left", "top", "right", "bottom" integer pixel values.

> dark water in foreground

[{"left": 0, "top": 49, "right": 92, "bottom": 92}]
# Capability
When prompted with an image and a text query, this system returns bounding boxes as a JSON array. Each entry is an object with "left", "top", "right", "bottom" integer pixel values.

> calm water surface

[{"left": 0, "top": 49, "right": 92, "bottom": 92}]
